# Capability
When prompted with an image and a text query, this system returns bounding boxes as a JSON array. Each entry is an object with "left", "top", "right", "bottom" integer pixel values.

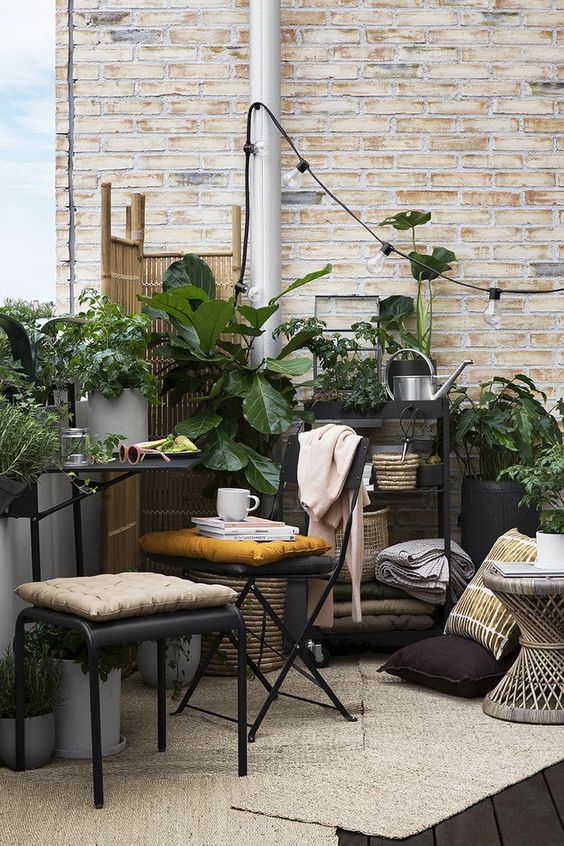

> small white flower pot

[
  {"left": 535, "top": 531, "right": 564, "bottom": 570},
  {"left": 88, "top": 388, "right": 148, "bottom": 445}
]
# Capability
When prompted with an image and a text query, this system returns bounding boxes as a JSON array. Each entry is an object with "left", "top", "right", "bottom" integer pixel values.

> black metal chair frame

[
  {"left": 145, "top": 435, "right": 370, "bottom": 743},
  {"left": 14, "top": 604, "right": 247, "bottom": 809}
]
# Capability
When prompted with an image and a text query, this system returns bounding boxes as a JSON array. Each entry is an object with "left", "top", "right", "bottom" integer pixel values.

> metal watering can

[{"left": 385, "top": 349, "right": 473, "bottom": 402}]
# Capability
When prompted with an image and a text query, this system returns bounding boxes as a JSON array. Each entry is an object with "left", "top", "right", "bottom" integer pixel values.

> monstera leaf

[
  {"left": 378, "top": 210, "right": 431, "bottom": 231},
  {"left": 162, "top": 254, "right": 216, "bottom": 299}
]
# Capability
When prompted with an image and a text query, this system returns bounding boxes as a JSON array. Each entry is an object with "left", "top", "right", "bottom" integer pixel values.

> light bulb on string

[
  {"left": 483, "top": 286, "right": 502, "bottom": 328},
  {"left": 366, "top": 242, "right": 393, "bottom": 276},
  {"left": 281, "top": 158, "right": 309, "bottom": 189}
]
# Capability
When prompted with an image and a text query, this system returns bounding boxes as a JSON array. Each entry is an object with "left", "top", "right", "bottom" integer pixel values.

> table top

[
  {"left": 484, "top": 567, "right": 564, "bottom": 597},
  {"left": 54, "top": 455, "right": 204, "bottom": 473}
]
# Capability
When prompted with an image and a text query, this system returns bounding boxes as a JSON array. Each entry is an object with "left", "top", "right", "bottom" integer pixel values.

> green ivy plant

[
  {"left": 141, "top": 257, "right": 332, "bottom": 494},
  {"left": 29, "top": 623, "right": 126, "bottom": 682},
  {"left": 376, "top": 210, "right": 456, "bottom": 358},
  {"left": 499, "top": 445, "right": 564, "bottom": 535},
  {"left": 450, "top": 375, "right": 563, "bottom": 481}
]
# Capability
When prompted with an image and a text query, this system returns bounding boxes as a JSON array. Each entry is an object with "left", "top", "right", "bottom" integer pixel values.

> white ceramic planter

[
  {"left": 0, "top": 712, "right": 55, "bottom": 770},
  {"left": 88, "top": 389, "right": 148, "bottom": 445},
  {"left": 137, "top": 636, "right": 201, "bottom": 689},
  {"left": 536, "top": 531, "right": 564, "bottom": 570},
  {"left": 54, "top": 660, "right": 125, "bottom": 759}
]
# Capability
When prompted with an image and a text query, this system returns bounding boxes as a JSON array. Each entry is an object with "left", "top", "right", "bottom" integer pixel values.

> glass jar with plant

[
  {"left": 141, "top": 260, "right": 332, "bottom": 495},
  {"left": 0, "top": 639, "right": 63, "bottom": 769},
  {"left": 450, "top": 375, "right": 563, "bottom": 565},
  {"left": 0, "top": 398, "right": 60, "bottom": 513},
  {"left": 499, "top": 444, "right": 564, "bottom": 569}
]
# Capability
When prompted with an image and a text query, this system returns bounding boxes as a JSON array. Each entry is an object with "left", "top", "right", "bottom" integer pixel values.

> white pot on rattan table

[{"left": 536, "top": 532, "right": 564, "bottom": 570}]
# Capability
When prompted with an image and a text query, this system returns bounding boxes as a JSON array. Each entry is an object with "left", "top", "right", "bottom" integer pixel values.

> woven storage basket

[
  {"left": 372, "top": 453, "right": 419, "bottom": 491},
  {"left": 191, "top": 571, "right": 287, "bottom": 676},
  {"left": 335, "top": 508, "right": 390, "bottom": 583}
]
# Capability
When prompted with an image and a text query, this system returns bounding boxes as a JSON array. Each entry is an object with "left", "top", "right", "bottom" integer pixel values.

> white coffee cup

[{"left": 216, "top": 488, "right": 260, "bottom": 522}]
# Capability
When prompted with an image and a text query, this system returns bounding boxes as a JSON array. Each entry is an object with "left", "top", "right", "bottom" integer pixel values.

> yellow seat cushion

[
  {"left": 15, "top": 572, "right": 237, "bottom": 622},
  {"left": 139, "top": 528, "right": 331, "bottom": 567}
]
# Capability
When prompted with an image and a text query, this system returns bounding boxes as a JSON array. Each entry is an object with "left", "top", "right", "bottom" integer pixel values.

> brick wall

[{"left": 56, "top": 0, "right": 563, "bottom": 404}]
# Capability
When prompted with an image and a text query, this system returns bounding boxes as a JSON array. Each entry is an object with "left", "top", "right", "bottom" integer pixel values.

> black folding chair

[{"left": 145, "top": 434, "right": 369, "bottom": 742}]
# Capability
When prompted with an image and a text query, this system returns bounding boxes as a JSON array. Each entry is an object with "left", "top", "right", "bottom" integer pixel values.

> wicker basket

[
  {"left": 372, "top": 453, "right": 419, "bottom": 491},
  {"left": 335, "top": 507, "right": 389, "bottom": 583},
  {"left": 191, "top": 571, "right": 287, "bottom": 676}
]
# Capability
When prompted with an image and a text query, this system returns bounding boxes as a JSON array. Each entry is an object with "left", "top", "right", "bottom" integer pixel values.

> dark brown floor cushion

[{"left": 378, "top": 635, "right": 517, "bottom": 698}]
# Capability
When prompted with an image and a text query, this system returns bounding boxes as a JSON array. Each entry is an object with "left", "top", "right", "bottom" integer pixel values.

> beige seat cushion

[
  {"left": 444, "top": 528, "right": 537, "bottom": 659},
  {"left": 15, "top": 572, "right": 237, "bottom": 622}
]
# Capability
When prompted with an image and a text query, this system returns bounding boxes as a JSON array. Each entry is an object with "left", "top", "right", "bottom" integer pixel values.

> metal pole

[{"left": 249, "top": 0, "right": 281, "bottom": 361}]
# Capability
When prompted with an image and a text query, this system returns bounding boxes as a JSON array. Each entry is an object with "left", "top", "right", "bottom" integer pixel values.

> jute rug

[{"left": 1, "top": 654, "right": 562, "bottom": 844}]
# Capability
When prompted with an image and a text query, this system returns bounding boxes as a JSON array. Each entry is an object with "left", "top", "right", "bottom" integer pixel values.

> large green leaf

[
  {"left": 176, "top": 410, "right": 222, "bottom": 439},
  {"left": 224, "top": 369, "right": 254, "bottom": 397},
  {"left": 190, "top": 300, "right": 233, "bottom": 353},
  {"left": 269, "top": 264, "right": 332, "bottom": 304},
  {"left": 277, "top": 329, "right": 318, "bottom": 359},
  {"left": 163, "top": 254, "right": 216, "bottom": 298},
  {"left": 139, "top": 290, "right": 195, "bottom": 324},
  {"left": 377, "top": 210, "right": 431, "bottom": 231},
  {"left": 242, "top": 374, "right": 294, "bottom": 434},
  {"left": 265, "top": 356, "right": 312, "bottom": 377},
  {"left": 205, "top": 428, "right": 249, "bottom": 472},
  {"left": 241, "top": 446, "right": 281, "bottom": 494},
  {"left": 377, "top": 295, "right": 414, "bottom": 323},
  {"left": 409, "top": 247, "right": 456, "bottom": 282},
  {"left": 237, "top": 303, "right": 278, "bottom": 329}
]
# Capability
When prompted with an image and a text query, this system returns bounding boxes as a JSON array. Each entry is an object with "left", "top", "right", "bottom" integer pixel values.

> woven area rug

[{"left": 1, "top": 654, "right": 562, "bottom": 844}]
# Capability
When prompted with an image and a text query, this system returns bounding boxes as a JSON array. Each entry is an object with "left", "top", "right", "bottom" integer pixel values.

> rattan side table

[{"left": 482, "top": 569, "right": 564, "bottom": 725}]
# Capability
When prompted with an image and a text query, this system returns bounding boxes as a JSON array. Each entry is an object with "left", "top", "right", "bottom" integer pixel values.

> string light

[
  {"left": 282, "top": 158, "right": 310, "bottom": 189},
  {"left": 483, "top": 287, "right": 502, "bottom": 328},
  {"left": 366, "top": 242, "right": 393, "bottom": 276}
]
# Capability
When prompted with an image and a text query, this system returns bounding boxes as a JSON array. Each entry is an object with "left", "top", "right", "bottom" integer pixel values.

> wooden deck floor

[{"left": 338, "top": 761, "right": 564, "bottom": 846}]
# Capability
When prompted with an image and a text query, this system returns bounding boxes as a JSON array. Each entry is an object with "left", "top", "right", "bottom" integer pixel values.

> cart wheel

[{"left": 309, "top": 642, "right": 330, "bottom": 668}]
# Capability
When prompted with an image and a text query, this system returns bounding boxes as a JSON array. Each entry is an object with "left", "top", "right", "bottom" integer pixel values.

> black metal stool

[{"left": 14, "top": 604, "right": 247, "bottom": 808}]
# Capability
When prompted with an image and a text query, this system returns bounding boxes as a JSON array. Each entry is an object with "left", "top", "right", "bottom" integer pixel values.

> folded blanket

[
  {"left": 321, "top": 614, "right": 436, "bottom": 633},
  {"left": 375, "top": 538, "right": 474, "bottom": 605},
  {"left": 333, "top": 597, "right": 435, "bottom": 618},
  {"left": 333, "top": 580, "right": 413, "bottom": 602}
]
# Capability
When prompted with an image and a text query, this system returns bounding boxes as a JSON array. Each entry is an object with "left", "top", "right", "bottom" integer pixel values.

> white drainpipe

[{"left": 249, "top": 0, "right": 281, "bottom": 360}]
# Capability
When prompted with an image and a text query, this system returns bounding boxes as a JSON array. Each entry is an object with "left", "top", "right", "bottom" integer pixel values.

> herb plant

[
  {"left": 0, "top": 399, "right": 60, "bottom": 483},
  {"left": 450, "top": 375, "right": 563, "bottom": 481},
  {"left": 30, "top": 624, "right": 126, "bottom": 682},
  {"left": 0, "top": 640, "right": 63, "bottom": 719},
  {"left": 142, "top": 259, "right": 332, "bottom": 494},
  {"left": 499, "top": 445, "right": 564, "bottom": 534}
]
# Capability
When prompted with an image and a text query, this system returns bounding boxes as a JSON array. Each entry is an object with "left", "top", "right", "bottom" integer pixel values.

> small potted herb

[
  {"left": 0, "top": 399, "right": 60, "bottom": 514},
  {"left": 137, "top": 634, "right": 201, "bottom": 699},
  {"left": 500, "top": 444, "right": 564, "bottom": 569},
  {"left": 0, "top": 640, "right": 63, "bottom": 769}
]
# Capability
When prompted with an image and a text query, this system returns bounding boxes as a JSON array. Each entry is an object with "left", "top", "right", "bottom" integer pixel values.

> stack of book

[{"left": 192, "top": 516, "right": 299, "bottom": 542}]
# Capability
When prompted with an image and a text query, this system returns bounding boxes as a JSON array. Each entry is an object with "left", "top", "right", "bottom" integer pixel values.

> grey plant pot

[
  {"left": 137, "top": 636, "right": 201, "bottom": 689},
  {"left": 0, "top": 712, "right": 55, "bottom": 770},
  {"left": 88, "top": 388, "right": 148, "bottom": 445},
  {"left": 0, "top": 476, "right": 28, "bottom": 516},
  {"left": 54, "top": 661, "right": 126, "bottom": 759}
]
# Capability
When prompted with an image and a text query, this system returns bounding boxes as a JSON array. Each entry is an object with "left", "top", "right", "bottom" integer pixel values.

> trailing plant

[
  {"left": 274, "top": 317, "right": 386, "bottom": 414},
  {"left": 0, "top": 398, "right": 60, "bottom": 483},
  {"left": 89, "top": 433, "right": 124, "bottom": 464},
  {"left": 167, "top": 636, "right": 192, "bottom": 701},
  {"left": 450, "top": 375, "right": 563, "bottom": 481},
  {"left": 499, "top": 445, "right": 564, "bottom": 534},
  {"left": 142, "top": 257, "right": 332, "bottom": 494},
  {"left": 58, "top": 290, "right": 158, "bottom": 402},
  {"left": 375, "top": 210, "right": 456, "bottom": 357},
  {"left": 0, "top": 639, "right": 63, "bottom": 719},
  {"left": 29, "top": 623, "right": 126, "bottom": 682}
]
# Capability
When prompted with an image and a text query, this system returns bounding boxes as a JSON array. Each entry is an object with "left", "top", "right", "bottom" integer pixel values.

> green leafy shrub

[
  {"left": 0, "top": 399, "right": 60, "bottom": 482},
  {"left": 28, "top": 624, "right": 126, "bottom": 683},
  {"left": 0, "top": 640, "right": 63, "bottom": 719},
  {"left": 499, "top": 444, "right": 564, "bottom": 534}
]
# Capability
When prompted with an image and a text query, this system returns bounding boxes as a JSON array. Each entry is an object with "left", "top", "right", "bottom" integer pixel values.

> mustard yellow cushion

[
  {"left": 15, "top": 572, "right": 237, "bottom": 622},
  {"left": 139, "top": 528, "right": 331, "bottom": 567}
]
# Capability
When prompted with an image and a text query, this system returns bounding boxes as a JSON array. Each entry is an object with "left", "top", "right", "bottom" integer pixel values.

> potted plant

[
  {"left": 274, "top": 316, "right": 387, "bottom": 418},
  {"left": 500, "top": 444, "right": 564, "bottom": 569},
  {"left": 450, "top": 375, "right": 563, "bottom": 565},
  {"left": 31, "top": 624, "right": 126, "bottom": 759},
  {"left": 137, "top": 634, "right": 201, "bottom": 699},
  {"left": 0, "top": 399, "right": 60, "bottom": 514},
  {"left": 0, "top": 640, "right": 63, "bottom": 769},
  {"left": 374, "top": 210, "right": 456, "bottom": 387},
  {"left": 60, "top": 290, "right": 157, "bottom": 444},
  {"left": 141, "top": 258, "right": 332, "bottom": 494}
]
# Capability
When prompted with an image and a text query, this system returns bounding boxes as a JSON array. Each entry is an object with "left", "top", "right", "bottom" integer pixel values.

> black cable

[{"left": 236, "top": 102, "right": 564, "bottom": 298}]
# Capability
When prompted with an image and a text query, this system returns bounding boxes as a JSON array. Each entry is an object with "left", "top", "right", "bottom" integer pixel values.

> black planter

[
  {"left": 417, "top": 463, "right": 444, "bottom": 488},
  {"left": 461, "top": 477, "right": 539, "bottom": 567},
  {"left": 387, "top": 357, "right": 436, "bottom": 392},
  {"left": 0, "top": 477, "right": 28, "bottom": 516},
  {"left": 308, "top": 399, "right": 383, "bottom": 420}
]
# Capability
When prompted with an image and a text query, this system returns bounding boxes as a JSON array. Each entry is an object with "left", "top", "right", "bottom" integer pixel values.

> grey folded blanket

[{"left": 375, "top": 538, "right": 474, "bottom": 605}]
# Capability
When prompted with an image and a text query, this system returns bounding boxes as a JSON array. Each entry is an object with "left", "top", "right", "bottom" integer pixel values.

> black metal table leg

[
  {"left": 30, "top": 485, "right": 41, "bottom": 583},
  {"left": 71, "top": 482, "right": 85, "bottom": 577},
  {"left": 236, "top": 617, "right": 247, "bottom": 777},
  {"left": 14, "top": 613, "right": 26, "bottom": 771},
  {"left": 86, "top": 635, "right": 104, "bottom": 809},
  {"left": 157, "top": 639, "right": 166, "bottom": 752}
]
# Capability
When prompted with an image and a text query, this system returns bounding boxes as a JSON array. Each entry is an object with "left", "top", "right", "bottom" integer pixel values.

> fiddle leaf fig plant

[{"left": 141, "top": 260, "right": 332, "bottom": 494}]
